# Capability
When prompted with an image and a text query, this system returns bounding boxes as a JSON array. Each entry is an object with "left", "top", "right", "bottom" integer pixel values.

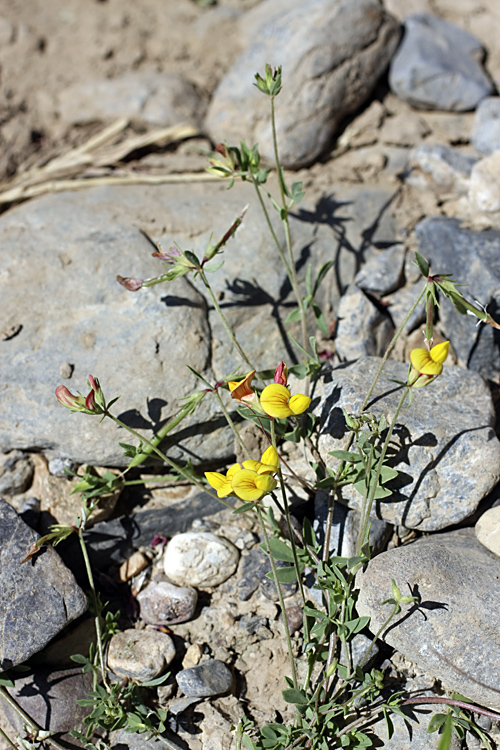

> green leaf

[
  {"left": 437, "top": 713, "right": 453, "bottom": 750},
  {"left": 427, "top": 714, "right": 447, "bottom": 733},
  {"left": 232, "top": 501, "right": 256, "bottom": 514},
  {"left": 282, "top": 688, "right": 307, "bottom": 704},
  {"left": 312, "top": 304, "right": 329, "bottom": 336},
  {"left": 0, "top": 674, "right": 14, "bottom": 688},
  {"left": 285, "top": 307, "right": 302, "bottom": 325},
  {"left": 330, "top": 450, "right": 363, "bottom": 463},
  {"left": 70, "top": 654, "right": 90, "bottom": 665},
  {"left": 313, "top": 260, "right": 336, "bottom": 298},
  {"left": 414, "top": 252, "right": 430, "bottom": 277},
  {"left": 291, "top": 181, "right": 305, "bottom": 204},
  {"left": 203, "top": 260, "right": 225, "bottom": 273},
  {"left": 242, "top": 735, "right": 257, "bottom": 750},
  {"left": 263, "top": 537, "right": 295, "bottom": 563},
  {"left": 139, "top": 672, "right": 171, "bottom": 687},
  {"left": 183, "top": 250, "right": 200, "bottom": 267},
  {"left": 265, "top": 566, "right": 298, "bottom": 583}
]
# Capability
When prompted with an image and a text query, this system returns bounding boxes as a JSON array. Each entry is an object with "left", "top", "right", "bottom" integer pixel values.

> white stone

[
  {"left": 137, "top": 580, "right": 197, "bottom": 625},
  {"left": 107, "top": 629, "right": 175, "bottom": 681},
  {"left": 163, "top": 531, "right": 239, "bottom": 587},
  {"left": 475, "top": 506, "right": 500, "bottom": 557},
  {"left": 469, "top": 151, "right": 500, "bottom": 212}
]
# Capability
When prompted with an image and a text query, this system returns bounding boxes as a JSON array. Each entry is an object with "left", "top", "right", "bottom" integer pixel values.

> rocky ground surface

[{"left": 3, "top": 0, "right": 500, "bottom": 748}]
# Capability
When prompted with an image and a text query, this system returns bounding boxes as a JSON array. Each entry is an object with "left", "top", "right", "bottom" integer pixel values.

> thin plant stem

[
  {"left": 77, "top": 528, "right": 109, "bottom": 691},
  {"left": 402, "top": 697, "right": 500, "bottom": 721},
  {"left": 357, "top": 603, "right": 399, "bottom": 671},
  {"left": 251, "top": 176, "right": 293, "bottom": 280},
  {"left": 105, "top": 412, "right": 234, "bottom": 510},
  {"left": 0, "top": 726, "right": 17, "bottom": 750},
  {"left": 0, "top": 687, "right": 68, "bottom": 750},
  {"left": 356, "top": 387, "right": 409, "bottom": 556},
  {"left": 198, "top": 267, "right": 261, "bottom": 380},
  {"left": 270, "top": 96, "right": 308, "bottom": 358},
  {"left": 213, "top": 388, "right": 252, "bottom": 460},
  {"left": 256, "top": 503, "right": 298, "bottom": 689},
  {"left": 361, "top": 283, "right": 426, "bottom": 411}
]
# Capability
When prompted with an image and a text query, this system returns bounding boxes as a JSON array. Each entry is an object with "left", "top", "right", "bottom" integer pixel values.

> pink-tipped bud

[
  {"left": 85, "top": 389, "right": 96, "bottom": 411},
  {"left": 55, "top": 385, "right": 81, "bottom": 410},
  {"left": 274, "top": 361, "right": 288, "bottom": 386},
  {"left": 117, "top": 275, "right": 143, "bottom": 291}
]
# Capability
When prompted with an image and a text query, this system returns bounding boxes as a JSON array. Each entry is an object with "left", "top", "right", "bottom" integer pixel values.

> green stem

[
  {"left": 356, "top": 440, "right": 376, "bottom": 556},
  {"left": 356, "top": 387, "right": 409, "bottom": 555},
  {"left": 357, "top": 603, "right": 399, "bottom": 671},
  {"left": 0, "top": 725, "right": 18, "bottom": 750},
  {"left": 251, "top": 176, "right": 293, "bottom": 280},
  {"left": 77, "top": 528, "right": 109, "bottom": 692},
  {"left": 105, "top": 412, "right": 235, "bottom": 511},
  {"left": 270, "top": 421, "right": 311, "bottom": 648},
  {"left": 270, "top": 96, "right": 309, "bottom": 361},
  {"left": 256, "top": 503, "right": 298, "bottom": 689},
  {"left": 361, "top": 283, "right": 426, "bottom": 411},
  {"left": 198, "top": 267, "right": 260, "bottom": 380},
  {"left": 0, "top": 687, "right": 68, "bottom": 750},
  {"left": 213, "top": 389, "right": 252, "bottom": 461}
]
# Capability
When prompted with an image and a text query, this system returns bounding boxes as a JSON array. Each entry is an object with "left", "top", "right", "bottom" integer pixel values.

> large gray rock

[
  {"left": 55, "top": 71, "right": 204, "bottom": 128},
  {"left": 389, "top": 14, "right": 493, "bottom": 111},
  {"left": 334, "top": 284, "right": 394, "bottom": 360},
  {"left": 0, "top": 181, "right": 398, "bottom": 466},
  {"left": 316, "top": 357, "right": 500, "bottom": 530},
  {"left": 0, "top": 498, "right": 87, "bottom": 670},
  {"left": 471, "top": 97, "right": 500, "bottom": 156},
  {"left": 356, "top": 528, "right": 500, "bottom": 710},
  {"left": 205, "top": 0, "right": 401, "bottom": 168},
  {"left": 415, "top": 217, "right": 500, "bottom": 381}
]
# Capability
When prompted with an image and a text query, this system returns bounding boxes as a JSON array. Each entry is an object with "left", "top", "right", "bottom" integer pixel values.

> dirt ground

[{"left": 1, "top": 0, "right": 500, "bottom": 747}]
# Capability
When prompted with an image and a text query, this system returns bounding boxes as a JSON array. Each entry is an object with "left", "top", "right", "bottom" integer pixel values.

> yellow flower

[
  {"left": 205, "top": 446, "right": 279, "bottom": 503},
  {"left": 205, "top": 463, "right": 241, "bottom": 498},
  {"left": 242, "top": 445, "right": 279, "bottom": 475},
  {"left": 260, "top": 383, "right": 311, "bottom": 419},
  {"left": 228, "top": 370, "right": 259, "bottom": 405},
  {"left": 231, "top": 469, "right": 277, "bottom": 502},
  {"left": 409, "top": 340, "right": 450, "bottom": 387}
]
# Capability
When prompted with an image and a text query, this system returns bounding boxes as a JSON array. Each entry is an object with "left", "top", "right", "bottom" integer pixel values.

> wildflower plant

[{"left": 5, "top": 65, "right": 499, "bottom": 750}]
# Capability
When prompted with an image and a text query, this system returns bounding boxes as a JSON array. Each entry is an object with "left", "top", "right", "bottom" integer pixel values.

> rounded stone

[
  {"left": 176, "top": 659, "right": 233, "bottom": 697},
  {"left": 163, "top": 531, "right": 239, "bottom": 587},
  {"left": 475, "top": 505, "right": 500, "bottom": 557},
  {"left": 469, "top": 151, "right": 500, "bottom": 212},
  {"left": 137, "top": 580, "right": 198, "bottom": 625},
  {"left": 107, "top": 628, "right": 175, "bottom": 681}
]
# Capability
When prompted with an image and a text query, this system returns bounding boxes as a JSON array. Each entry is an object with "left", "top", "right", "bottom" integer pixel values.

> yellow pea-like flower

[
  {"left": 410, "top": 341, "right": 450, "bottom": 376},
  {"left": 231, "top": 469, "right": 277, "bottom": 502},
  {"left": 260, "top": 384, "right": 311, "bottom": 419}
]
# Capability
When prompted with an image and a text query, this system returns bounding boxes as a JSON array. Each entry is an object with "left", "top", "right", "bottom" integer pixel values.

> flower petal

[
  {"left": 430, "top": 340, "right": 450, "bottom": 365},
  {"left": 260, "top": 384, "right": 293, "bottom": 418},
  {"left": 229, "top": 371, "right": 257, "bottom": 403},
  {"left": 288, "top": 393, "right": 311, "bottom": 416},
  {"left": 261, "top": 445, "right": 279, "bottom": 470},
  {"left": 242, "top": 459, "right": 262, "bottom": 472},
  {"left": 205, "top": 471, "right": 232, "bottom": 498},
  {"left": 410, "top": 348, "right": 443, "bottom": 376}
]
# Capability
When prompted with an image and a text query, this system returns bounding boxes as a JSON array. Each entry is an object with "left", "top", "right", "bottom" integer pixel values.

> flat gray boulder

[
  {"left": 0, "top": 498, "right": 88, "bottom": 670},
  {"left": 389, "top": 14, "right": 493, "bottom": 111},
  {"left": 205, "top": 0, "right": 401, "bottom": 168},
  {"left": 316, "top": 357, "right": 500, "bottom": 530},
  {"left": 356, "top": 528, "right": 500, "bottom": 710}
]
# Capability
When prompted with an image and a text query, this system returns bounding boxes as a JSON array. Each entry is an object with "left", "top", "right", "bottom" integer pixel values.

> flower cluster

[
  {"left": 205, "top": 445, "right": 279, "bottom": 503},
  {"left": 55, "top": 375, "right": 106, "bottom": 415},
  {"left": 229, "top": 362, "right": 311, "bottom": 419}
]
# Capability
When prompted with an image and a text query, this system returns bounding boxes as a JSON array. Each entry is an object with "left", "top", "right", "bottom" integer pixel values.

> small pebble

[
  {"left": 119, "top": 551, "right": 150, "bottom": 582},
  {"left": 137, "top": 581, "right": 197, "bottom": 625},
  {"left": 176, "top": 660, "right": 233, "bottom": 698},
  {"left": 48, "top": 457, "right": 77, "bottom": 477},
  {"left": 469, "top": 151, "right": 500, "bottom": 212},
  {"left": 471, "top": 97, "right": 500, "bottom": 155},
  {"left": 163, "top": 531, "right": 239, "bottom": 587},
  {"left": 182, "top": 643, "right": 203, "bottom": 669},
  {"left": 107, "top": 629, "right": 175, "bottom": 681}
]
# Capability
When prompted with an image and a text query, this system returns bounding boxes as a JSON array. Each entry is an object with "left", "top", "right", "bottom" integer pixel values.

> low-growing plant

[{"left": 2, "top": 64, "right": 500, "bottom": 750}]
